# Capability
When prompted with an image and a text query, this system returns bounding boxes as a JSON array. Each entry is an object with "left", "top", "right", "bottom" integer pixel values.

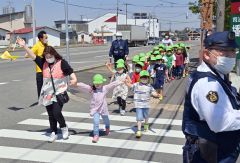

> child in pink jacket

[{"left": 75, "top": 74, "right": 123, "bottom": 143}]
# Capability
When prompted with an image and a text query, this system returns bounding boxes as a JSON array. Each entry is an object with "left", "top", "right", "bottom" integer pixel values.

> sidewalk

[{"left": 230, "top": 72, "right": 240, "bottom": 93}]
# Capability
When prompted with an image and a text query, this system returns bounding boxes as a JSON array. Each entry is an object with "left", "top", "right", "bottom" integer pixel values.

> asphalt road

[{"left": 1, "top": 41, "right": 233, "bottom": 163}]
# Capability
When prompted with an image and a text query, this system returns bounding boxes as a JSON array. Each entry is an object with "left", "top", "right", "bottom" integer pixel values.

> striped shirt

[{"left": 132, "top": 82, "right": 155, "bottom": 108}]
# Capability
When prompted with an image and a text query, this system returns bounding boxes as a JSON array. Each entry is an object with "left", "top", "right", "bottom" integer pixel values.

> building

[
  {"left": 8, "top": 26, "right": 61, "bottom": 47},
  {"left": 0, "top": 28, "right": 10, "bottom": 48},
  {"left": 54, "top": 13, "right": 159, "bottom": 44},
  {"left": 0, "top": 5, "right": 33, "bottom": 31}
]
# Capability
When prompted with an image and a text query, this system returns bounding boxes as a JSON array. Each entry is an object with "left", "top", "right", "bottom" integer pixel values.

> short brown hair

[{"left": 43, "top": 46, "right": 62, "bottom": 60}]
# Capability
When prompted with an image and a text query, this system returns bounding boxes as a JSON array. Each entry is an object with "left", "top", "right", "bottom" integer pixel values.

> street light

[{"left": 32, "top": 0, "right": 36, "bottom": 45}]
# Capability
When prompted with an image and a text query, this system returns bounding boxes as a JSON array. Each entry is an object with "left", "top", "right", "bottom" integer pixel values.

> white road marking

[
  {"left": 0, "top": 129, "right": 183, "bottom": 155},
  {"left": 0, "top": 82, "right": 8, "bottom": 85},
  {"left": 18, "top": 119, "right": 185, "bottom": 138},
  {"left": 0, "top": 146, "right": 159, "bottom": 163},
  {"left": 42, "top": 112, "right": 182, "bottom": 126}
]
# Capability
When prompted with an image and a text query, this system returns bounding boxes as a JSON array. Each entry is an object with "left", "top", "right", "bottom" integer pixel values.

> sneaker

[
  {"left": 159, "top": 95, "right": 163, "bottom": 101},
  {"left": 136, "top": 130, "right": 142, "bottom": 138},
  {"left": 48, "top": 132, "right": 58, "bottom": 143},
  {"left": 61, "top": 126, "right": 69, "bottom": 140},
  {"left": 120, "top": 110, "right": 126, "bottom": 116},
  {"left": 92, "top": 135, "right": 99, "bottom": 143},
  {"left": 171, "top": 77, "right": 175, "bottom": 80},
  {"left": 144, "top": 123, "right": 149, "bottom": 132},
  {"left": 183, "top": 74, "right": 186, "bottom": 78},
  {"left": 105, "top": 128, "right": 110, "bottom": 135}
]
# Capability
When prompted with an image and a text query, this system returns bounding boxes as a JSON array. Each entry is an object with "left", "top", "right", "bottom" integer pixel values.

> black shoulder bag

[{"left": 49, "top": 66, "right": 69, "bottom": 106}]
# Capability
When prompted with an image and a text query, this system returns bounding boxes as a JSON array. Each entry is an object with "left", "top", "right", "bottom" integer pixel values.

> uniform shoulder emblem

[{"left": 206, "top": 91, "right": 219, "bottom": 103}]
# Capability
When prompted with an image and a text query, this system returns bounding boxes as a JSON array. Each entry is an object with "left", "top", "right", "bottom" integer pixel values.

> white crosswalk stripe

[
  {"left": 0, "top": 110, "right": 184, "bottom": 162},
  {"left": 42, "top": 111, "right": 182, "bottom": 126}
]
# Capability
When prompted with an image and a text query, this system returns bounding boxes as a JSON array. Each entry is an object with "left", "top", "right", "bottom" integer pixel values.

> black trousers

[
  {"left": 117, "top": 96, "right": 126, "bottom": 111},
  {"left": 46, "top": 102, "right": 66, "bottom": 134},
  {"left": 36, "top": 72, "right": 43, "bottom": 98}
]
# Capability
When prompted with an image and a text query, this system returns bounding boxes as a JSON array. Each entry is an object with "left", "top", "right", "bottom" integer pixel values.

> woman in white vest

[{"left": 17, "top": 38, "right": 77, "bottom": 143}]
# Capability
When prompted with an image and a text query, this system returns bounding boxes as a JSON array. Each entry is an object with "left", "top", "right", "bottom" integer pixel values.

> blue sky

[{"left": 1, "top": 0, "right": 200, "bottom": 31}]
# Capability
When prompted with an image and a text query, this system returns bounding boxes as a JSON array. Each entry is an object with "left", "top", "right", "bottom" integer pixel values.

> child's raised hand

[{"left": 16, "top": 38, "right": 26, "bottom": 47}]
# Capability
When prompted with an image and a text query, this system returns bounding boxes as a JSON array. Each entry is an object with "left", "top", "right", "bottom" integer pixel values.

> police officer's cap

[{"left": 204, "top": 31, "right": 239, "bottom": 49}]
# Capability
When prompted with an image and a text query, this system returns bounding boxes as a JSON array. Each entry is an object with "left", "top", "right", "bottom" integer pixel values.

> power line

[
  {"left": 49, "top": 0, "right": 117, "bottom": 11},
  {"left": 158, "top": 0, "right": 189, "bottom": 5}
]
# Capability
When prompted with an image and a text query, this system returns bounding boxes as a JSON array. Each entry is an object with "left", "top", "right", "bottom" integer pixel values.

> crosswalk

[{"left": 0, "top": 110, "right": 184, "bottom": 163}]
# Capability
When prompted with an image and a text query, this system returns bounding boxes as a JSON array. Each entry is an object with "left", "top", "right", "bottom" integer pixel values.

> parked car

[{"left": 147, "top": 37, "right": 160, "bottom": 45}]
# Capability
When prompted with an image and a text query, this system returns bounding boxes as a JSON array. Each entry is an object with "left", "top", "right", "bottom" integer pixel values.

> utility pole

[
  {"left": 148, "top": 13, "right": 151, "bottom": 37},
  {"left": 80, "top": 14, "right": 84, "bottom": 21},
  {"left": 64, "top": 0, "right": 70, "bottom": 64},
  {"left": 216, "top": 0, "right": 225, "bottom": 31},
  {"left": 32, "top": 0, "right": 36, "bottom": 44},
  {"left": 116, "top": 0, "right": 119, "bottom": 33},
  {"left": 125, "top": 3, "right": 128, "bottom": 25}
]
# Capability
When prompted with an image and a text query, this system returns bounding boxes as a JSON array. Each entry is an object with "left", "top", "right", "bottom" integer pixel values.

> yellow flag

[{"left": 0, "top": 51, "right": 19, "bottom": 61}]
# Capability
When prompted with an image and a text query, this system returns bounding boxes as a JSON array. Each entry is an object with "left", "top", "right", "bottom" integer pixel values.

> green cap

[
  {"left": 166, "top": 47, "right": 172, "bottom": 51},
  {"left": 172, "top": 44, "right": 178, "bottom": 48},
  {"left": 136, "top": 61, "right": 144, "bottom": 67},
  {"left": 153, "top": 51, "right": 160, "bottom": 55},
  {"left": 150, "top": 56, "right": 156, "bottom": 61},
  {"left": 116, "top": 59, "right": 125, "bottom": 64},
  {"left": 153, "top": 46, "right": 159, "bottom": 50},
  {"left": 146, "top": 52, "right": 152, "bottom": 56},
  {"left": 139, "top": 53, "right": 145, "bottom": 58},
  {"left": 93, "top": 74, "right": 107, "bottom": 85},
  {"left": 140, "top": 70, "right": 150, "bottom": 77},
  {"left": 140, "top": 57, "right": 146, "bottom": 62},
  {"left": 155, "top": 55, "right": 163, "bottom": 60},
  {"left": 179, "top": 43, "right": 185, "bottom": 47},
  {"left": 116, "top": 63, "right": 125, "bottom": 69},
  {"left": 132, "top": 55, "right": 140, "bottom": 62},
  {"left": 159, "top": 48, "right": 165, "bottom": 52},
  {"left": 159, "top": 44, "right": 164, "bottom": 48}
]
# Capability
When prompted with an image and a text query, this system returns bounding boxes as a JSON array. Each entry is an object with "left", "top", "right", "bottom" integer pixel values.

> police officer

[
  {"left": 182, "top": 31, "right": 240, "bottom": 163},
  {"left": 109, "top": 32, "right": 129, "bottom": 66}
]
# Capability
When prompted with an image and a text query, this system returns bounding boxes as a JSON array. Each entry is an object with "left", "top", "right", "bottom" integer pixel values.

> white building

[
  {"left": 87, "top": 13, "right": 159, "bottom": 39},
  {"left": 8, "top": 26, "right": 61, "bottom": 47}
]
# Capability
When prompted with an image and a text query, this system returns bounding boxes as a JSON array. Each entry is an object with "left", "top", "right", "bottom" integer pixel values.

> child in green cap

[
  {"left": 125, "top": 70, "right": 159, "bottom": 138},
  {"left": 163, "top": 47, "right": 176, "bottom": 80},
  {"left": 74, "top": 74, "right": 124, "bottom": 143},
  {"left": 110, "top": 62, "right": 131, "bottom": 116},
  {"left": 131, "top": 62, "right": 144, "bottom": 84}
]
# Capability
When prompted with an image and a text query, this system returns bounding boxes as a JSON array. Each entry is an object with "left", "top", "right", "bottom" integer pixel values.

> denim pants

[{"left": 93, "top": 112, "right": 110, "bottom": 136}]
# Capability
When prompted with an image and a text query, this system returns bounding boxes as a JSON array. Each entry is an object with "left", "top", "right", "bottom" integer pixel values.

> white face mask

[
  {"left": 117, "top": 69, "right": 124, "bottom": 74},
  {"left": 116, "top": 37, "right": 122, "bottom": 40},
  {"left": 141, "top": 79, "right": 148, "bottom": 84},
  {"left": 214, "top": 56, "right": 235, "bottom": 75},
  {"left": 46, "top": 56, "right": 55, "bottom": 64},
  {"left": 165, "top": 36, "right": 169, "bottom": 39},
  {"left": 43, "top": 39, "right": 48, "bottom": 44},
  {"left": 135, "top": 68, "right": 141, "bottom": 73}
]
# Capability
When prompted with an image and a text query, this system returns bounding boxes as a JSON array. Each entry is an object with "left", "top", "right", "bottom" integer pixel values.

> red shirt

[
  {"left": 132, "top": 72, "right": 140, "bottom": 84},
  {"left": 175, "top": 53, "right": 184, "bottom": 66},
  {"left": 143, "top": 62, "right": 149, "bottom": 70}
]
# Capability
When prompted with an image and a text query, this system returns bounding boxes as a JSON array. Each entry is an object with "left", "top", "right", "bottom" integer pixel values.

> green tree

[{"left": 188, "top": 0, "right": 231, "bottom": 30}]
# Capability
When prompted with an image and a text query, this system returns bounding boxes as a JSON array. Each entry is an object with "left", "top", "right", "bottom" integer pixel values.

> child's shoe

[
  {"left": 144, "top": 123, "right": 149, "bottom": 132},
  {"left": 171, "top": 77, "right": 175, "bottom": 80},
  {"left": 105, "top": 128, "right": 110, "bottom": 135},
  {"left": 120, "top": 110, "right": 126, "bottom": 116},
  {"left": 183, "top": 74, "right": 186, "bottom": 78},
  {"left": 92, "top": 135, "right": 99, "bottom": 143},
  {"left": 48, "top": 132, "right": 58, "bottom": 143},
  {"left": 136, "top": 130, "right": 142, "bottom": 138}
]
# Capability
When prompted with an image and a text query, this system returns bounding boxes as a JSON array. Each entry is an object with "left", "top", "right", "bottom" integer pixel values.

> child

[
  {"left": 183, "top": 45, "right": 190, "bottom": 77},
  {"left": 174, "top": 46, "right": 184, "bottom": 79},
  {"left": 75, "top": 74, "right": 123, "bottom": 143},
  {"left": 132, "top": 62, "right": 144, "bottom": 84},
  {"left": 163, "top": 47, "right": 176, "bottom": 80},
  {"left": 111, "top": 62, "right": 131, "bottom": 116},
  {"left": 147, "top": 56, "right": 157, "bottom": 84},
  {"left": 125, "top": 70, "right": 159, "bottom": 138},
  {"left": 153, "top": 55, "right": 169, "bottom": 100}
]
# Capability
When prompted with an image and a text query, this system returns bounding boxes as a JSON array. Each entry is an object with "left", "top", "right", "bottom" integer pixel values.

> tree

[{"left": 188, "top": 0, "right": 231, "bottom": 30}]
